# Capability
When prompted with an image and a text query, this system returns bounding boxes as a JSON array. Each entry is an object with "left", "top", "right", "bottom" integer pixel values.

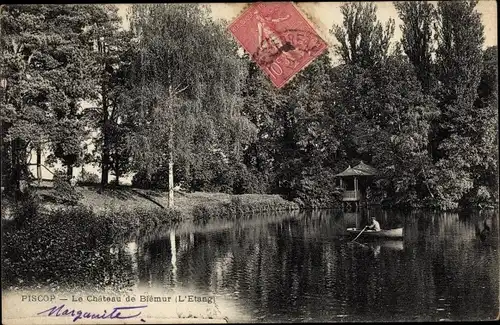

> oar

[
  {"left": 351, "top": 240, "right": 368, "bottom": 248},
  {"left": 351, "top": 226, "right": 368, "bottom": 242}
]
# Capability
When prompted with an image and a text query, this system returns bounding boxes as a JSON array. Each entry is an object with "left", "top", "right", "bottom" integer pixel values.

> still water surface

[{"left": 120, "top": 209, "right": 498, "bottom": 322}]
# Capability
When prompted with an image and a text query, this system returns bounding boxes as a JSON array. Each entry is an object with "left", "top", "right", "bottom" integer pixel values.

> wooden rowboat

[{"left": 346, "top": 227, "right": 403, "bottom": 239}]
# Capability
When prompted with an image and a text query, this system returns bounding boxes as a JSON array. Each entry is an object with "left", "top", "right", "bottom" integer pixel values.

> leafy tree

[
  {"left": 366, "top": 56, "right": 438, "bottom": 206},
  {"left": 329, "top": 2, "right": 443, "bottom": 208},
  {"left": 277, "top": 53, "right": 337, "bottom": 205},
  {"left": 329, "top": 1, "right": 397, "bottom": 193},
  {"left": 126, "top": 4, "right": 249, "bottom": 206},
  {"left": 430, "top": 0, "right": 485, "bottom": 209},
  {"left": 241, "top": 52, "right": 338, "bottom": 206},
  {"left": 82, "top": 6, "right": 135, "bottom": 189},
  {"left": 332, "top": 53, "right": 438, "bottom": 207},
  {"left": 39, "top": 6, "right": 106, "bottom": 178},
  {"left": 108, "top": 120, "right": 133, "bottom": 185},
  {"left": 463, "top": 45, "right": 498, "bottom": 205},
  {"left": 394, "top": 1, "right": 435, "bottom": 94},
  {"left": 331, "top": 2, "right": 395, "bottom": 68},
  {"left": 1, "top": 5, "right": 60, "bottom": 192},
  {"left": 241, "top": 56, "right": 287, "bottom": 194},
  {"left": 0, "top": 5, "right": 107, "bottom": 194},
  {"left": 240, "top": 51, "right": 341, "bottom": 206}
]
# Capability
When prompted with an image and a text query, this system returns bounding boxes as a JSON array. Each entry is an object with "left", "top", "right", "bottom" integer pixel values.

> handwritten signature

[{"left": 37, "top": 304, "right": 147, "bottom": 322}]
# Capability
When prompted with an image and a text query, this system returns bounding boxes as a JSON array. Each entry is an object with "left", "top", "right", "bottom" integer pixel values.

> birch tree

[{"left": 127, "top": 4, "right": 246, "bottom": 207}]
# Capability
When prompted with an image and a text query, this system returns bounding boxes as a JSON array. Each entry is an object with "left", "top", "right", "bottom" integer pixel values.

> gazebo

[{"left": 334, "top": 161, "right": 377, "bottom": 211}]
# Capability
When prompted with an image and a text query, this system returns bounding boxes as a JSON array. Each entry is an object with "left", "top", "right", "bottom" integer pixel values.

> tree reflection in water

[
  {"left": 133, "top": 209, "right": 498, "bottom": 322},
  {"left": 13, "top": 209, "right": 491, "bottom": 320}
]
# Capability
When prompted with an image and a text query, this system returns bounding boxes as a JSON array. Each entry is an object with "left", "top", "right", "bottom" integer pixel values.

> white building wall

[
  {"left": 27, "top": 135, "right": 133, "bottom": 185},
  {"left": 26, "top": 99, "right": 134, "bottom": 185},
  {"left": 27, "top": 150, "right": 133, "bottom": 185}
]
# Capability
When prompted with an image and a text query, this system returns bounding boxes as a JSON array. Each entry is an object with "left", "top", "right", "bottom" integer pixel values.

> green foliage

[
  {"left": 274, "top": 53, "right": 339, "bottom": 203},
  {"left": 471, "top": 46, "right": 499, "bottom": 203},
  {"left": 125, "top": 3, "right": 252, "bottom": 201},
  {"left": 318, "top": 0, "right": 496, "bottom": 210},
  {"left": 232, "top": 163, "right": 267, "bottom": 194},
  {"left": 2, "top": 204, "right": 183, "bottom": 290},
  {"left": 394, "top": 1, "right": 435, "bottom": 93},
  {"left": 331, "top": 2, "right": 395, "bottom": 68},
  {"left": 1, "top": 3, "right": 496, "bottom": 211},
  {"left": 131, "top": 167, "right": 179, "bottom": 191},
  {"left": 77, "top": 170, "right": 100, "bottom": 185},
  {"left": 9, "top": 188, "right": 41, "bottom": 228},
  {"left": 52, "top": 171, "right": 82, "bottom": 204},
  {"left": 0, "top": 5, "right": 122, "bottom": 189},
  {"left": 185, "top": 149, "right": 234, "bottom": 193},
  {"left": 131, "top": 169, "right": 153, "bottom": 189},
  {"left": 360, "top": 56, "right": 438, "bottom": 207},
  {"left": 293, "top": 168, "right": 344, "bottom": 209},
  {"left": 328, "top": 11, "right": 439, "bottom": 209},
  {"left": 83, "top": 7, "right": 135, "bottom": 187},
  {"left": 240, "top": 52, "right": 345, "bottom": 207},
  {"left": 428, "top": 0, "right": 491, "bottom": 209},
  {"left": 131, "top": 157, "right": 266, "bottom": 195},
  {"left": 192, "top": 195, "right": 299, "bottom": 223}
]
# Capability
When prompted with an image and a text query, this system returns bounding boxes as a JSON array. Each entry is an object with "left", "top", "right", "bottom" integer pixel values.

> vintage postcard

[{"left": 1, "top": 1, "right": 498, "bottom": 323}]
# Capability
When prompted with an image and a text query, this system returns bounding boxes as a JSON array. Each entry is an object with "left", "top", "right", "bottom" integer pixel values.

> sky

[{"left": 116, "top": 1, "right": 497, "bottom": 64}]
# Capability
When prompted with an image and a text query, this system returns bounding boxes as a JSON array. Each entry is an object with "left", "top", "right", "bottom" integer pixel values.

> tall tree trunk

[
  {"left": 11, "top": 139, "right": 20, "bottom": 195},
  {"left": 66, "top": 164, "right": 73, "bottom": 178},
  {"left": 101, "top": 79, "right": 110, "bottom": 190},
  {"left": 99, "top": 36, "right": 110, "bottom": 191},
  {"left": 168, "top": 123, "right": 174, "bottom": 207},
  {"left": 167, "top": 82, "right": 174, "bottom": 208},
  {"left": 36, "top": 146, "right": 42, "bottom": 185}
]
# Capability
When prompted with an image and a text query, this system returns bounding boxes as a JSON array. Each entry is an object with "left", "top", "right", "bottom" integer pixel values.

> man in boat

[{"left": 366, "top": 217, "right": 381, "bottom": 232}]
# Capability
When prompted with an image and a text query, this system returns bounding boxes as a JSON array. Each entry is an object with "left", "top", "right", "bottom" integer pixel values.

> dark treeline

[{"left": 1, "top": 2, "right": 497, "bottom": 210}]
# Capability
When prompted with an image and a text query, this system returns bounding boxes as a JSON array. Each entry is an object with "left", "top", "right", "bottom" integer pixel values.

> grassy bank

[
  {"left": 1, "top": 187, "right": 298, "bottom": 290},
  {"left": 3, "top": 185, "right": 299, "bottom": 223},
  {"left": 30, "top": 185, "right": 299, "bottom": 217}
]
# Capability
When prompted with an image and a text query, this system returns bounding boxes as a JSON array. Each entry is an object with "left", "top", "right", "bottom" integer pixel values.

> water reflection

[
  {"left": 4, "top": 208, "right": 497, "bottom": 322},
  {"left": 132, "top": 209, "right": 498, "bottom": 322}
]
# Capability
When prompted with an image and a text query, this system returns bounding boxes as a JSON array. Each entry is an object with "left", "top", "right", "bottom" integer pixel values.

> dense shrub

[
  {"left": 131, "top": 168, "right": 174, "bottom": 190},
  {"left": 131, "top": 169, "right": 154, "bottom": 189},
  {"left": 420, "top": 197, "right": 460, "bottom": 211},
  {"left": 2, "top": 204, "right": 185, "bottom": 290},
  {"left": 53, "top": 170, "right": 82, "bottom": 204},
  {"left": 458, "top": 185, "right": 498, "bottom": 210},
  {"left": 189, "top": 159, "right": 234, "bottom": 193},
  {"left": 77, "top": 170, "right": 100, "bottom": 185},
  {"left": 232, "top": 164, "right": 267, "bottom": 194},
  {"left": 193, "top": 195, "right": 299, "bottom": 223},
  {"left": 1, "top": 188, "right": 41, "bottom": 229},
  {"left": 132, "top": 162, "right": 268, "bottom": 195},
  {"left": 292, "top": 169, "right": 344, "bottom": 209}
]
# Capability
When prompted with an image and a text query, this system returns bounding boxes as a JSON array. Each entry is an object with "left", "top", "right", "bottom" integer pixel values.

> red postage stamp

[{"left": 228, "top": 2, "right": 327, "bottom": 88}]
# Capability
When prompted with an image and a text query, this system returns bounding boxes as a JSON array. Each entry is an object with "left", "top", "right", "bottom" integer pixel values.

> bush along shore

[
  {"left": 1, "top": 202, "right": 180, "bottom": 290},
  {"left": 192, "top": 196, "right": 299, "bottom": 223},
  {"left": 2, "top": 188, "right": 301, "bottom": 232},
  {"left": 1, "top": 188, "right": 299, "bottom": 290}
]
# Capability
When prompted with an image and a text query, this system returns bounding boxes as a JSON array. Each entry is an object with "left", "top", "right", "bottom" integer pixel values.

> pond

[{"left": 4, "top": 208, "right": 499, "bottom": 322}]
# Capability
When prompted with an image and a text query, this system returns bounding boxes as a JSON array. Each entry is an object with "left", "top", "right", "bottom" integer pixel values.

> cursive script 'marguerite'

[{"left": 37, "top": 304, "right": 148, "bottom": 322}]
